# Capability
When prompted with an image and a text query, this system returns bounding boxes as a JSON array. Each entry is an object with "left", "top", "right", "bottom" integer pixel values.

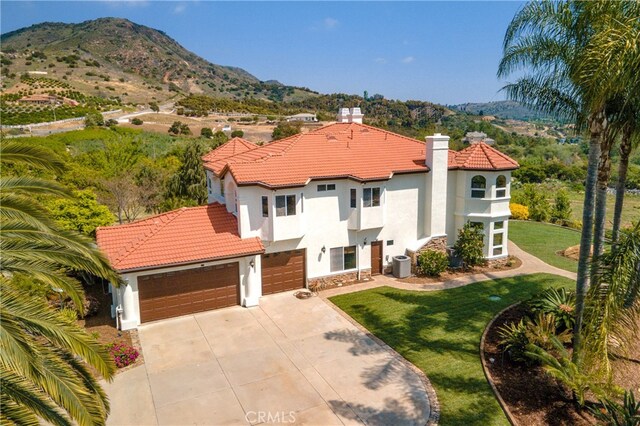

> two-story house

[{"left": 97, "top": 108, "right": 518, "bottom": 330}]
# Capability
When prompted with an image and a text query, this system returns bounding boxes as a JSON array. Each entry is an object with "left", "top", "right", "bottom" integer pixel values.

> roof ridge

[
  {"left": 96, "top": 209, "right": 182, "bottom": 233},
  {"left": 112, "top": 207, "right": 189, "bottom": 266}
]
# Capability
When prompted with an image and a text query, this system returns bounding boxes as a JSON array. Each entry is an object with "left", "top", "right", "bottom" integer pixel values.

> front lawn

[
  {"left": 329, "top": 273, "right": 574, "bottom": 426},
  {"left": 509, "top": 221, "right": 581, "bottom": 272}
]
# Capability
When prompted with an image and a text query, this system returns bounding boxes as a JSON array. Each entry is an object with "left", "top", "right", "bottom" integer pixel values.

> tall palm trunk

[
  {"left": 612, "top": 125, "right": 633, "bottom": 243},
  {"left": 591, "top": 128, "right": 615, "bottom": 269},
  {"left": 573, "top": 111, "right": 604, "bottom": 362}
]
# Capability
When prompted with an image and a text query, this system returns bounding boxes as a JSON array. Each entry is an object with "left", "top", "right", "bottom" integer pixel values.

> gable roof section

[
  {"left": 201, "top": 123, "right": 519, "bottom": 188},
  {"left": 96, "top": 203, "right": 264, "bottom": 272},
  {"left": 450, "top": 142, "right": 519, "bottom": 171},
  {"left": 202, "top": 137, "right": 257, "bottom": 175}
]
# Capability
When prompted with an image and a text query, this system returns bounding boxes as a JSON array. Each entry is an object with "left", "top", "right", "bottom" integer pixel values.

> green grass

[
  {"left": 329, "top": 273, "right": 574, "bottom": 426},
  {"left": 509, "top": 221, "right": 581, "bottom": 272}
]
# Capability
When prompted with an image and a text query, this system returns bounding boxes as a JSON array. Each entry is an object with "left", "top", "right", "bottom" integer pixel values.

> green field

[
  {"left": 509, "top": 221, "right": 581, "bottom": 272},
  {"left": 330, "top": 274, "right": 574, "bottom": 426}
]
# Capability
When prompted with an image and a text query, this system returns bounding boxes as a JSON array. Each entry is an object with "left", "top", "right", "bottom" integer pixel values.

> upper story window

[
  {"left": 220, "top": 178, "right": 225, "bottom": 197},
  {"left": 262, "top": 196, "right": 269, "bottom": 217},
  {"left": 350, "top": 189, "right": 357, "bottom": 208},
  {"left": 496, "top": 175, "right": 507, "bottom": 198},
  {"left": 317, "top": 184, "right": 336, "bottom": 192},
  {"left": 363, "top": 187, "right": 381, "bottom": 207},
  {"left": 275, "top": 195, "right": 296, "bottom": 217},
  {"left": 471, "top": 176, "right": 486, "bottom": 199},
  {"left": 207, "top": 176, "right": 212, "bottom": 194}
]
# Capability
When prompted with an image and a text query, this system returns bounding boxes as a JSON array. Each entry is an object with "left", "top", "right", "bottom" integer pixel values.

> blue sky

[{"left": 1, "top": 1, "right": 526, "bottom": 104}]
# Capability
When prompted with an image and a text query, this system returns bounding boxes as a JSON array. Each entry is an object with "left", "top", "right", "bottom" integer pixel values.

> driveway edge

[{"left": 322, "top": 296, "right": 441, "bottom": 426}]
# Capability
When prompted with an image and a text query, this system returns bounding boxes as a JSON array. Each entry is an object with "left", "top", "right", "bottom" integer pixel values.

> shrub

[
  {"left": 131, "top": 117, "right": 143, "bottom": 125},
  {"left": 551, "top": 190, "right": 572, "bottom": 224},
  {"left": 498, "top": 319, "right": 530, "bottom": 363},
  {"left": 453, "top": 222, "right": 485, "bottom": 269},
  {"left": 589, "top": 390, "right": 640, "bottom": 426},
  {"left": 200, "top": 127, "right": 213, "bottom": 138},
  {"left": 231, "top": 130, "right": 244, "bottom": 138},
  {"left": 525, "top": 313, "right": 571, "bottom": 352},
  {"left": 510, "top": 203, "right": 529, "bottom": 220},
  {"left": 417, "top": 249, "right": 449, "bottom": 277},
  {"left": 529, "top": 197, "right": 551, "bottom": 222},
  {"left": 528, "top": 288, "right": 576, "bottom": 331},
  {"left": 567, "top": 219, "right": 582, "bottom": 230},
  {"left": 106, "top": 343, "right": 139, "bottom": 368}
]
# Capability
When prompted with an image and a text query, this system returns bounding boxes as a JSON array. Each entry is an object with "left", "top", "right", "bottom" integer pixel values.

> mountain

[
  {"left": 0, "top": 18, "right": 316, "bottom": 104},
  {"left": 451, "top": 100, "right": 560, "bottom": 122}
]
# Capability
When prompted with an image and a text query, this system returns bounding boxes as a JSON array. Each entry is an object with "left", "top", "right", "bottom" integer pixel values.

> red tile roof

[
  {"left": 203, "top": 123, "right": 518, "bottom": 188},
  {"left": 96, "top": 204, "right": 264, "bottom": 272},
  {"left": 449, "top": 142, "right": 519, "bottom": 171},
  {"left": 202, "top": 137, "right": 257, "bottom": 175}
]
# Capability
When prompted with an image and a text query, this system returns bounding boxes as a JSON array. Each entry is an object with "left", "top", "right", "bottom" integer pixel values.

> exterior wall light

[
  {"left": 249, "top": 259, "right": 255, "bottom": 269},
  {"left": 321, "top": 246, "right": 326, "bottom": 253}
]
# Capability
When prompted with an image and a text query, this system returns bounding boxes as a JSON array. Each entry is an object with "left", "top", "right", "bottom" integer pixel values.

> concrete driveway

[{"left": 104, "top": 292, "right": 430, "bottom": 425}]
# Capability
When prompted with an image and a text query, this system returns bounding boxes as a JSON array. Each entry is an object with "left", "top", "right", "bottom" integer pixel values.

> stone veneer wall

[
  {"left": 406, "top": 236, "right": 449, "bottom": 273},
  {"left": 308, "top": 269, "right": 372, "bottom": 291}
]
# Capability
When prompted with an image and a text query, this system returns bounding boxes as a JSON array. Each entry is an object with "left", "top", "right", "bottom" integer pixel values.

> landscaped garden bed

[
  {"left": 484, "top": 302, "right": 640, "bottom": 425},
  {"left": 399, "top": 255, "right": 522, "bottom": 285}
]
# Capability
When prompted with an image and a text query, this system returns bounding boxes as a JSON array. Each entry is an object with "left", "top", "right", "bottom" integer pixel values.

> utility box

[{"left": 392, "top": 255, "right": 411, "bottom": 278}]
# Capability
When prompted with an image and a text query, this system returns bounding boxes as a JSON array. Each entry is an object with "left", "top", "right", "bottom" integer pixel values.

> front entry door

[{"left": 371, "top": 241, "right": 383, "bottom": 275}]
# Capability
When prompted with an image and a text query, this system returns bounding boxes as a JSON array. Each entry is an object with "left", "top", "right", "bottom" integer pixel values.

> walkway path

[{"left": 320, "top": 241, "right": 577, "bottom": 298}]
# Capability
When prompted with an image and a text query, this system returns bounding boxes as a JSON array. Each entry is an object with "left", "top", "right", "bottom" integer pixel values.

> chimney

[
  {"left": 349, "top": 107, "right": 363, "bottom": 124},
  {"left": 424, "top": 133, "right": 450, "bottom": 237},
  {"left": 337, "top": 108, "right": 350, "bottom": 123}
]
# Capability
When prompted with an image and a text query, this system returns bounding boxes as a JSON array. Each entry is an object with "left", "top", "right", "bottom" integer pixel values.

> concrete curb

[
  {"left": 322, "top": 296, "right": 441, "bottom": 426},
  {"left": 479, "top": 302, "right": 521, "bottom": 426}
]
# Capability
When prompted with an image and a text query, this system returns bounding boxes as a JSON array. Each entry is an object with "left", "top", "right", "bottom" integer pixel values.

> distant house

[
  {"left": 463, "top": 131, "right": 495, "bottom": 146},
  {"left": 222, "top": 125, "right": 232, "bottom": 132},
  {"left": 286, "top": 113, "right": 318, "bottom": 123},
  {"left": 18, "top": 94, "right": 79, "bottom": 107},
  {"left": 18, "top": 94, "right": 59, "bottom": 105}
]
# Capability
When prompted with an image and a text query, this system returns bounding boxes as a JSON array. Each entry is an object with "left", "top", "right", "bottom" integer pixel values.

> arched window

[
  {"left": 496, "top": 175, "right": 507, "bottom": 198},
  {"left": 471, "top": 175, "right": 486, "bottom": 198}
]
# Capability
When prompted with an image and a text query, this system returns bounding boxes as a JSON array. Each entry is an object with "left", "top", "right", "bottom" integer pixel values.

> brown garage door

[
  {"left": 262, "top": 250, "right": 305, "bottom": 295},
  {"left": 138, "top": 263, "right": 240, "bottom": 323}
]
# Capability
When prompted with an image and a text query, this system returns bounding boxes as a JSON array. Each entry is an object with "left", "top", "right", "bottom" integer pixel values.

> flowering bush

[
  {"left": 106, "top": 342, "right": 139, "bottom": 368},
  {"left": 510, "top": 203, "right": 529, "bottom": 220}
]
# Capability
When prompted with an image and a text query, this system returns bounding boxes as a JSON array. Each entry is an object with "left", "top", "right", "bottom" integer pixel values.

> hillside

[
  {"left": 0, "top": 18, "right": 316, "bottom": 106},
  {"left": 451, "top": 100, "right": 561, "bottom": 122}
]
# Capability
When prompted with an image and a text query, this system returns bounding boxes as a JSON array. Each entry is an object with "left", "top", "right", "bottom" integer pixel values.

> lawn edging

[
  {"left": 323, "top": 297, "right": 441, "bottom": 426},
  {"left": 480, "top": 302, "right": 520, "bottom": 426}
]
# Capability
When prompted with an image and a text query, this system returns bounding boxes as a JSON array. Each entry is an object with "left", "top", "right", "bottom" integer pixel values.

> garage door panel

[
  {"left": 139, "top": 262, "right": 240, "bottom": 323},
  {"left": 262, "top": 250, "right": 305, "bottom": 295}
]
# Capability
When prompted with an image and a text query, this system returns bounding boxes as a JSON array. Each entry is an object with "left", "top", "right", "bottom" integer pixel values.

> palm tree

[
  {"left": 498, "top": 0, "right": 605, "bottom": 359},
  {"left": 576, "top": 1, "right": 640, "bottom": 257},
  {"left": 1, "top": 142, "right": 119, "bottom": 425},
  {"left": 582, "top": 222, "right": 640, "bottom": 381},
  {"left": 612, "top": 127, "right": 639, "bottom": 244}
]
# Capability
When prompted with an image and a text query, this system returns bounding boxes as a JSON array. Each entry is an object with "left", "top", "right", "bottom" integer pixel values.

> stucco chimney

[
  {"left": 425, "top": 133, "right": 449, "bottom": 237},
  {"left": 349, "top": 107, "right": 363, "bottom": 124},
  {"left": 337, "top": 108, "right": 350, "bottom": 123}
]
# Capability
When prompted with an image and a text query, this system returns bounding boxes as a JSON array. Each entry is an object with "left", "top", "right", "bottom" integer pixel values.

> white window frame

[
  {"left": 330, "top": 246, "right": 357, "bottom": 272},
  {"left": 492, "top": 223, "right": 505, "bottom": 256},
  {"left": 363, "top": 187, "right": 381, "bottom": 208},
  {"left": 275, "top": 194, "right": 296, "bottom": 217},
  {"left": 471, "top": 175, "right": 486, "bottom": 199},
  {"left": 495, "top": 175, "right": 507, "bottom": 198}
]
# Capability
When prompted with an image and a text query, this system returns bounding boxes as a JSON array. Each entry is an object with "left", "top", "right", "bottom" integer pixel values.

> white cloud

[
  {"left": 173, "top": 3, "right": 186, "bottom": 14},
  {"left": 323, "top": 17, "right": 339, "bottom": 29},
  {"left": 401, "top": 56, "right": 415, "bottom": 64},
  {"left": 374, "top": 57, "right": 387, "bottom": 64}
]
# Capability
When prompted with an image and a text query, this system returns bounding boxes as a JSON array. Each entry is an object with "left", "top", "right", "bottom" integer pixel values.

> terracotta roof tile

[
  {"left": 202, "top": 137, "right": 257, "bottom": 175},
  {"left": 96, "top": 203, "right": 264, "bottom": 272},
  {"left": 202, "top": 123, "right": 518, "bottom": 188},
  {"left": 450, "top": 142, "right": 519, "bottom": 171}
]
